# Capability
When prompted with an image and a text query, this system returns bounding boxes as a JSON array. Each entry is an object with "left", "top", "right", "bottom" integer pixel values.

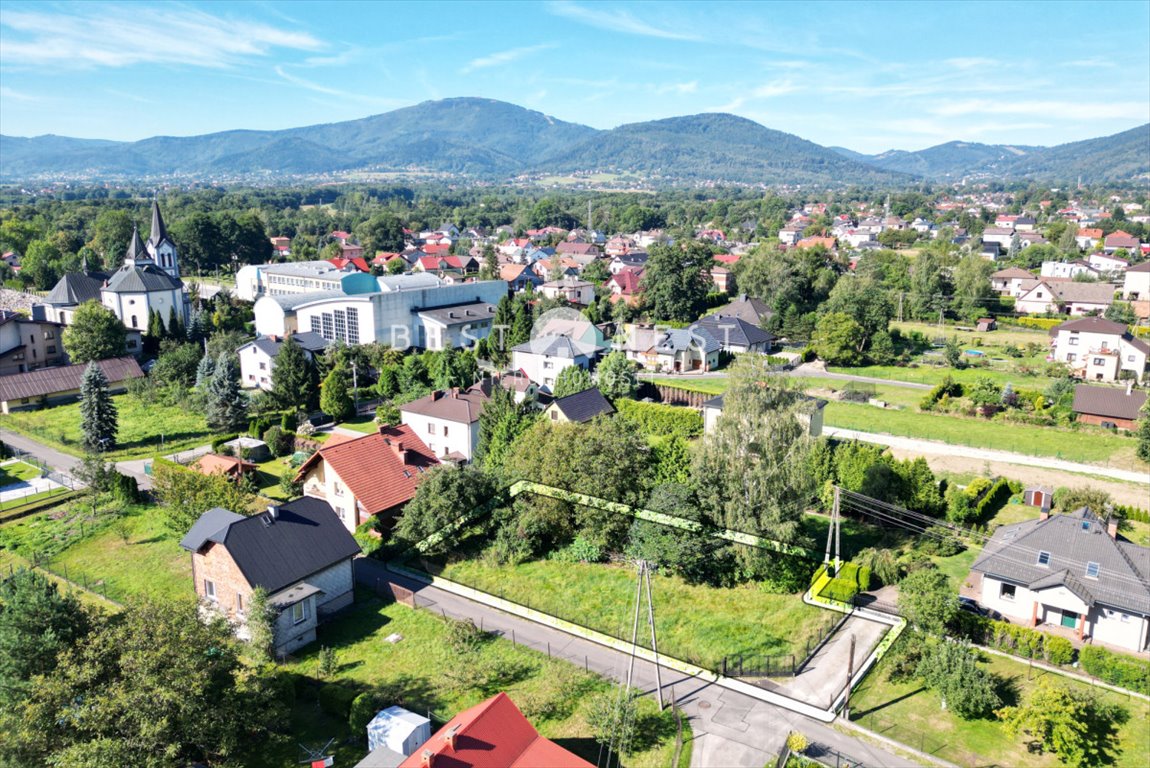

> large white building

[
  {"left": 1049, "top": 316, "right": 1148, "bottom": 383},
  {"left": 253, "top": 275, "right": 506, "bottom": 351},
  {"left": 38, "top": 202, "right": 187, "bottom": 335},
  {"left": 236, "top": 260, "right": 377, "bottom": 301}
]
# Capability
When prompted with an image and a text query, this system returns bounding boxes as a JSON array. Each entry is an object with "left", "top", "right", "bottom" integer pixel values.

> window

[
  {"left": 346, "top": 307, "right": 359, "bottom": 344},
  {"left": 1128, "top": 355, "right": 1136, "bottom": 362},
  {"left": 291, "top": 602, "right": 308, "bottom": 625},
  {"left": 1085, "top": 562, "right": 1100, "bottom": 579},
  {"left": 204, "top": 579, "right": 217, "bottom": 602},
  {"left": 428, "top": 423, "right": 436, "bottom": 435},
  {"left": 543, "top": 361, "right": 554, "bottom": 369},
  {"left": 333, "top": 481, "right": 344, "bottom": 497},
  {"left": 1120, "top": 613, "right": 1130, "bottom": 623},
  {"left": 1037, "top": 551, "right": 1051, "bottom": 566},
  {"left": 1093, "top": 358, "right": 1105, "bottom": 366},
  {"left": 1068, "top": 336, "right": 1078, "bottom": 346},
  {"left": 1101, "top": 341, "right": 1109, "bottom": 351},
  {"left": 1066, "top": 353, "right": 1076, "bottom": 362},
  {"left": 309, "top": 316, "right": 321, "bottom": 334},
  {"left": 1081, "top": 520, "right": 1091, "bottom": 531},
  {"left": 550, "top": 410, "right": 558, "bottom": 421},
  {"left": 259, "top": 362, "right": 266, "bottom": 370},
  {"left": 47, "top": 346, "right": 56, "bottom": 354},
  {"left": 44, "top": 330, "right": 54, "bottom": 340},
  {"left": 131, "top": 315, "right": 138, "bottom": 327},
  {"left": 1000, "top": 583, "right": 1016, "bottom": 600},
  {"left": 236, "top": 593, "right": 244, "bottom": 614},
  {"left": 443, "top": 426, "right": 449, "bottom": 437}
]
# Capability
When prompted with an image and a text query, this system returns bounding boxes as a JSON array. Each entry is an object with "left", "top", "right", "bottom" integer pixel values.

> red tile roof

[
  {"left": 399, "top": 692, "right": 593, "bottom": 768},
  {"left": 607, "top": 269, "right": 643, "bottom": 295},
  {"left": 295, "top": 425, "right": 438, "bottom": 516},
  {"left": 712, "top": 252, "right": 741, "bottom": 265}
]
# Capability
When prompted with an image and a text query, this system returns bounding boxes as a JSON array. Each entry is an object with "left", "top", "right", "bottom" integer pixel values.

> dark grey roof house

[
  {"left": 1072, "top": 383, "right": 1146, "bottom": 428},
  {"left": 179, "top": 496, "right": 361, "bottom": 654},
  {"left": 545, "top": 387, "right": 615, "bottom": 423},
  {"left": 712, "top": 294, "right": 774, "bottom": 327},
  {"left": 691, "top": 314, "right": 776, "bottom": 353},
  {"left": 971, "top": 507, "right": 1150, "bottom": 652}
]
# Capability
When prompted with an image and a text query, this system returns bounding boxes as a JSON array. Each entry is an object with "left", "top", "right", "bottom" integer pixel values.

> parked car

[{"left": 959, "top": 596, "right": 1003, "bottom": 620}]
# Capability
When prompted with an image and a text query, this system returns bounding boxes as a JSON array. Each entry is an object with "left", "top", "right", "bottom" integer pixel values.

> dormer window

[
  {"left": 1085, "top": 562, "right": 1100, "bottom": 579},
  {"left": 1037, "top": 551, "right": 1051, "bottom": 566}
]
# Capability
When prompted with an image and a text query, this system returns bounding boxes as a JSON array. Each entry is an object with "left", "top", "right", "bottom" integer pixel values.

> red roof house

[
  {"left": 398, "top": 692, "right": 593, "bottom": 768},
  {"left": 295, "top": 424, "right": 439, "bottom": 531}
]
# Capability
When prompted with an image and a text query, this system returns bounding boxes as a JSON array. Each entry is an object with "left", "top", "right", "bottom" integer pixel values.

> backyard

[
  {"left": 850, "top": 642, "right": 1150, "bottom": 767},
  {"left": 271, "top": 593, "right": 687, "bottom": 768},
  {"left": 2, "top": 394, "right": 214, "bottom": 461}
]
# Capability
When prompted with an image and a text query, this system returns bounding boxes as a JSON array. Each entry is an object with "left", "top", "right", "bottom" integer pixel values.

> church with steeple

[{"left": 39, "top": 201, "right": 188, "bottom": 335}]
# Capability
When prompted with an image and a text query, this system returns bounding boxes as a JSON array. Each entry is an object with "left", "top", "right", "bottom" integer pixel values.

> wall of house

[
  {"left": 398, "top": 410, "right": 476, "bottom": 460},
  {"left": 272, "top": 594, "right": 318, "bottom": 654},
  {"left": 308, "top": 558, "right": 355, "bottom": 615},
  {"left": 979, "top": 576, "right": 1037, "bottom": 623},
  {"left": 191, "top": 543, "right": 250, "bottom": 621},
  {"left": 1032, "top": 585, "right": 1091, "bottom": 629},
  {"left": 239, "top": 345, "right": 274, "bottom": 390},
  {"left": 511, "top": 350, "right": 587, "bottom": 391},
  {"left": 1092, "top": 606, "right": 1149, "bottom": 651},
  {"left": 1123, "top": 271, "right": 1150, "bottom": 301},
  {"left": 1076, "top": 413, "right": 1138, "bottom": 431},
  {"left": 300, "top": 462, "right": 359, "bottom": 532},
  {"left": 1053, "top": 330, "right": 1146, "bottom": 382}
]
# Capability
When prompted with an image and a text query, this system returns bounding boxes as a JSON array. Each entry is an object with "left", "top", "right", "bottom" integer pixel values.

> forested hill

[
  {"left": 835, "top": 124, "right": 1150, "bottom": 183},
  {"left": 1, "top": 97, "right": 1144, "bottom": 186}
]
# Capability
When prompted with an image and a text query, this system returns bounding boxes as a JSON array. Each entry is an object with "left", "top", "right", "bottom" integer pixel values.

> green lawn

[
  {"left": 827, "top": 363, "right": 1056, "bottom": 391},
  {"left": 0, "top": 459, "right": 43, "bottom": 485},
  {"left": 271, "top": 594, "right": 684, "bottom": 768},
  {"left": 822, "top": 401, "right": 1133, "bottom": 464},
  {"left": 435, "top": 556, "right": 828, "bottom": 670},
  {"left": 647, "top": 376, "right": 729, "bottom": 395},
  {"left": 851, "top": 643, "right": 1150, "bottom": 767},
  {"left": 892, "top": 320, "right": 1051, "bottom": 349},
  {"left": 338, "top": 415, "right": 379, "bottom": 434},
  {"left": 46, "top": 505, "right": 190, "bottom": 604},
  {"left": 2, "top": 394, "right": 214, "bottom": 460},
  {"left": 932, "top": 547, "right": 980, "bottom": 591},
  {"left": 0, "top": 546, "right": 117, "bottom": 610}
]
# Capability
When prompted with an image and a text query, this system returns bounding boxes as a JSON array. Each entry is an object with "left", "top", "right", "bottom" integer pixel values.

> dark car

[{"left": 959, "top": 596, "right": 1003, "bottom": 620}]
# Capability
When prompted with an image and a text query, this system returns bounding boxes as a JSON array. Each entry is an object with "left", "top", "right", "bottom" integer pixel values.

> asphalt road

[{"left": 365, "top": 562, "right": 924, "bottom": 768}]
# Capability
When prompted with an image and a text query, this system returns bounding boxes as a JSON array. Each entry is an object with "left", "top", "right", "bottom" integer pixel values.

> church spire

[
  {"left": 148, "top": 200, "right": 169, "bottom": 249},
  {"left": 125, "top": 225, "right": 152, "bottom": 267}
]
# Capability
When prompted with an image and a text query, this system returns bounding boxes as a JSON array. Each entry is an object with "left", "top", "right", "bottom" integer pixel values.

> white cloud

[
  {"left": 1064, "top": 57, "right": 1116, "bottom": 68},
  {"left": 0, "top": 6, "right": 322, "bottom": 69},
  {"left": 656, "top": 80, "right": 698, "bottom": 95},
  {"left": 932, "top": 99, "right": 1149, "bottom": 121},
  {"left": 461, "top": 44, "right": 555, "bottom": 74},
  {"left": 549, "top": 1, "right": 701, "bottom": 41},
  {"left": 273, "top": 66, "right": 401, "bottom": 107},
  {"left": 0, "top": 85, "right": 39, "bottom": 102},
  {"left": 944, "top": 57, "right": 998, "bottom": 70}
]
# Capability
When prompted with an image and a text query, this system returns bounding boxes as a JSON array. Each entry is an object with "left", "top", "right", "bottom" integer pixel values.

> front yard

[
  {"left": 850, "top": 642, "right": 1150, "bottom": 767},
  {"left": 2, "top": 394, "right": 214, "bottom": 461},
  {"left": 271, "top": 594, "right": 687, "bottom": 768}
]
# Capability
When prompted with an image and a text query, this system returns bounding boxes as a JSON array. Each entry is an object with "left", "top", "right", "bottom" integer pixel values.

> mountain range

[{"left": 1, "top": 97, "right": 1146, "bottom": 186}]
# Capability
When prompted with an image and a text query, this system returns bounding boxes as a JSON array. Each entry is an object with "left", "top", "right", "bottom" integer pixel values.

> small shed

[
  {"left": 976, "top": 317, "right": 997, "bottom": 332},
  {"left": 366, "top": 706, "right": 431, "bottom": 757},
  {"left": 221, "top": 436, "right": 271, "bottom": 463},
  {"left": 1023, "top": 485, "right": 1053, "bottom": 511}
]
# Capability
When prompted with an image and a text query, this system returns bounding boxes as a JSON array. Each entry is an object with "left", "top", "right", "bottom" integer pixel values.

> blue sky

[{"left": 1, "top": 1, "right": 1147, "bottom": 153}]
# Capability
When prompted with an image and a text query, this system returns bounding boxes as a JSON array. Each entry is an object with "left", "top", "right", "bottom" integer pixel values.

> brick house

[
  {"left": 1071, "top": 382, "right": 1147, "bottom": 430},
  {"left": 295, "top": 424, "right": 439, "bottom": 531},
  {"left": 178, "top": 497, "right": 360, "bottom": 655}
]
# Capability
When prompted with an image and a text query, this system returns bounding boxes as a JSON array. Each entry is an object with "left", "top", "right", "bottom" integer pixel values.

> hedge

[
  {"left": 318, "top": 683, "right": 358, "bottom": 721},
  {"left": 210, "top": 433, "right": 241, "bottom": 453},
  {"left": 1013, "top": 317, "right": 1063, "bottom": 331},
  {"left": 1080, "top": 646, "right": 1150, "bottom": 696},
  {"left": 972, "top": 477, "right": 1014, "bottom": 521},
  {"left": 614, "top": 399, "right": 703, "bottom": 439},
  {"left": 955, "top": 613, "right": 1074, "bottom": 665},
  {"left": 1115, "top": 504, "right": 1150, "bottom": 525},
  {"left": 811, "top": 561, "right": 871, "bottom": 603}
]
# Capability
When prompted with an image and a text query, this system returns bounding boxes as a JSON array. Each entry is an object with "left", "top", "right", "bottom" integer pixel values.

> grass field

[
  {"left": 822, "top": 401, "right": 1133, "bottom": 464},
  {"left": 892, "top": 321, "right": 1051, "bottom": 349},
  {"left": 851, "top": 643, "right": 1150, "bottom": 767},
  {"left": 647, "top": 376, "right": 729, "bottom": 395},
  {"left": 338, "top": 415, "right": 379, "bottom": 434},
  {"left": 436, "top": 556, "right": 828, "bottom": 670},
  {"left": 0, "top": 459, "right": 63, "bottom": 512},
  {"left": 272, "top": 594, "right": 685, "bottom": 768},
  {"left": 827, "top": 363, "right": 1056, "bottom": 390},
  {"left": 2, "top": 395, "right": 214, "bottom": 460}
]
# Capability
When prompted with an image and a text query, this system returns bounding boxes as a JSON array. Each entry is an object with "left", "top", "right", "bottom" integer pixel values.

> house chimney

[
  {"left": 420, "top": 748, "right": 435, "bottom": 767},
  {"left": 1039, "top": 508, "right": 1050, "bottom": 521},
  {"left": 451, "top": 388, "right": 459, "bottom": 399},
  {"left": 1126, "top": 380, "right": 1134, "bottom": 396},
  {"left": 431, "top": 390, "right": 443, "bottom": 401},
  {"left": 1107, "top": 517, "right": 1119, "bottom": 539},
  {"left": 267, "top": 505, "right": 278, "bottom": 522}
]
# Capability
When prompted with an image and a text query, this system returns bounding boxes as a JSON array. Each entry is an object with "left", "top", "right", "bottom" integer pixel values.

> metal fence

[{"left": 721, "top": 610, "right": 846, "bottom": 679}]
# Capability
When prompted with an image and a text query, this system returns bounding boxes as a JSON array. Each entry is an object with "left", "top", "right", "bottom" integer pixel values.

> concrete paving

[
  {"left": 362, "top": 562, "right": 920, "bottom": 767},
  {"left": 774, "top": 615, "right": 889, "bottom": 709}
]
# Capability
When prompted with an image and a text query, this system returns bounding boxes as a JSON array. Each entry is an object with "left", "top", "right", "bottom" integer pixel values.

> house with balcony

[
  {"left": 969, "top": 507, "right": 1150, "bottom": 653},
  {"left": 1049, "top": 317, "right": 1148, "bottom": 383}
]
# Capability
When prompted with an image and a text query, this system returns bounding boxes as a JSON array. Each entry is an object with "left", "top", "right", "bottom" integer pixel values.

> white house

[
  {"left": 399, "top": 386, "right": 489, "bottom": 461},
  {"left": 1015, "top": 280, "right": 1117, "bottom": 316},
  {"left": 970, "top": 508, "right": 1150, "bottom": 653},
  {"left": 1041, "top": 261, "right": 1101, "bottom": 280},
  {"left": 510, "top": 335, "right": 602, "bottom": 392},
  {"left": 1122, "top": 261, "right": 1150, "bottom": 301},
  {"left": 622, "top": 326, "right": 721, "bottom": 373},
  {"left": 540, "top": 277, "right": 595, "bottom": 305},
  {"left": 236, "top": 332, "right": 328, "bottom": 391},
  {"left": 701, "top": 393, "right": 826, "bottom": 437},
  {"left": 990, "top": 267, "right": 1036, "bottom": 297},
  {"left": 1088, "top": 252, "right": 1129, "bottom": 276},
  {"left": 1049, "top": 316, "right": 1149, "bottom": 383}
]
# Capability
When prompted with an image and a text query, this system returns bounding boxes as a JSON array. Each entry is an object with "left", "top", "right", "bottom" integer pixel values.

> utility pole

[
  {"left": 898, "top": 291, "right": 904, "bottom": 322},
  {"left": 643, "top": 562, "right": 665, "bottom": 710},
  {"left": 350, "top": 361, "right": 358, "bottom": 414}
]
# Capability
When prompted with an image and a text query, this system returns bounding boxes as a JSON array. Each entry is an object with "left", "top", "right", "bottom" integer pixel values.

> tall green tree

[
  {"left": 1137, "top": 397, "right": 1150, "bottom": 464},
  {"left": 951, "top": 254, "right": 996, "bottom": 322},
  {"left": 194, "top": 352, "right": 216, "bottom": 390},
  {"left": 19, "top": 238, "right": 64, "bottom": 290},
  {"left": 475, "top": 380, "right": 537, "bottom": 474},
  {"left": 552, "top": 365, "right": 593, "bottom": 397},
  {"left": 88, "top": 209, "right": 136, "bottom": 270},
  {"left": 320, "top": 366, "right": 354, "bottom": 422},
  {"left": 641, "top": 241, "right": 713, "bottom": 322},
  {"left": 394, "top": 465, "right": 498, "bottom": 554},
  {"left": 821, "top": 276, "right": 893, "bottom": 351},
  {"left": 997, "top": 679, "right": 1124, "bottom": 767},
  {"left": 915, "top": 640, "right": 1001, "bottom": 718},
  {"left": 596, "top": 350, "right": 639, "bottom": 400},
  {"left": 79, "top": 361, "right": 118, "bottom": 452},
  {"left": 144, "top": 309, "right": 165, "bottom": 355},
  {"left": 692, "top": 361, "right": 813, "bottom": 547},
  {"left": 3, "top": 599, "right": 284, "bottom": 767},
  {"left": 814, "top": 312, "right": 866, "bottom": 365},
  {"left": 358, "top": 212, "right": 405, "bottom": 253},
  {"left": 206, "top": 351, "right": 248, "bottom": 432},
  {"left": 898, "top": 568, "right": 958, "bottom": 634},
  {"left": 0, "top": 569, "right": 92, "bottom": 705},
  {"left": 152, "top": 461, "right": 253, "bottom": 534},
  {"left": 270, "top": 336, "right": 315, "bottom": 411},
  {"left": 479, "top": 242, "right": 498, "bottom": 280},
  {"left": 61, "top": 301, "right": 127, "bottom": 364}
]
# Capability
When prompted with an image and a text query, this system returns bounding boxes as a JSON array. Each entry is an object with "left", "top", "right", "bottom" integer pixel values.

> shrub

[
  {"left": 1080, "top": 646, "right": 1150, "bottom": 696},
  {"left": 354, "top": 519, "right": 382, "bottom": 557},
  {"left": 348, "top": 692, "right": 377, "bottom": 734},
  {"left": 318, "top": 683, "right": 358, "bottom": 721},
  {"left": 210, "top": 433, "right": 240, "bottom": 453},
  {"left": 786, "top": 731, "right": 809, "bottom": 754},
  {"left": 1044, "top": 636, "right": 1075, "bottom": 666},
  {"left": 550, "top": 536, "right": 605, "bottom": 564},
  {"left": 614, "top": 399, "right": 703, "bottom": 439},
  {"left": 262, "top": 426, "right": 293, "bottom": 458},
  {"left": 1014, "top": 317, "right": 1063, "bottom": 331}
]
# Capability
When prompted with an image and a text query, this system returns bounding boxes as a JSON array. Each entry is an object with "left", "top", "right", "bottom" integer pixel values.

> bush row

[
  {"left": 971, "top": 477, "right": 1018, "bottom": 521},
  {"left": 1080, "top": 646, "right": 1150, "bottom": 696},
  {"left": 1114, "top": 503, "right": 1150, "bottom": 524},
  {"left": 614, "top": 398, "right": 704, "bottom": 439},
  {"left": 955, "top": 613, "right": 1074, "bottom": 665},
  {"left": 811, "top": 561, "right": 871, "bottom": 603},
  {"left": 1012, "top": 317, "right": 1063, "bottom": 331}
]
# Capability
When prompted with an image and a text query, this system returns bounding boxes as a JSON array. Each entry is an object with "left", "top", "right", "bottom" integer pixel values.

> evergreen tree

[
  {"left": 167, "top": 306, "right": 185, "bottom": 342},
  {"left": 1137, "top": 397, "right": 1150, "bottom": 464},
  {"left": 270, "top": 336, "right": 315, "bottom": 411},
  {"left": 194, "top": 353, "right": 215, "bottom": 390},
  {"left": 79, "top": 361, "right": 118, "bottom": 452},
  {"left": 187, "top": 306, "right": 209, "bottom": 343},
  {"left": 596, "top": 350, "right": 639, "bottom": 400},
  {"left": 480, "top": 243, "right": 498, "bottom": 280},
  {"left": 475, "top": 380, "right": 537, "bottom": 474},
  {"left": 320, "top": 366, "right": 354, "bottom": 423},
  {"left": 552, "top": 365, "right": 593, "bottom": 397},
  {"left": 490, "top": 295, "right": 515, "bottom": 365},
  {"left": 206, "top": 352, "right": 248, "bottom": 431}
]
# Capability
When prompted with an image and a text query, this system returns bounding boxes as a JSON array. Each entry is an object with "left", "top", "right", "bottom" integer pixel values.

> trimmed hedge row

[
  {"left": 1012, "top": 317, "right": 1063, "bottom": 331},
  {"left": 1115, "top": 504, "right": 1150, "bottom": 524},
  {"left": 614, "top": 399, "right": 704, "bottom": 439},
  {"left": 972, "top": 477, "right": 1017, "bottom": 521},
  {"left": 956, "top": 613, "right": 1074, "bottom": 664},
  {"left": 1080, "top": 646, "right": 1150, "bottom": 696},
  {"left": 811, "top": 561, "right": 871, "bottom": 603}
]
